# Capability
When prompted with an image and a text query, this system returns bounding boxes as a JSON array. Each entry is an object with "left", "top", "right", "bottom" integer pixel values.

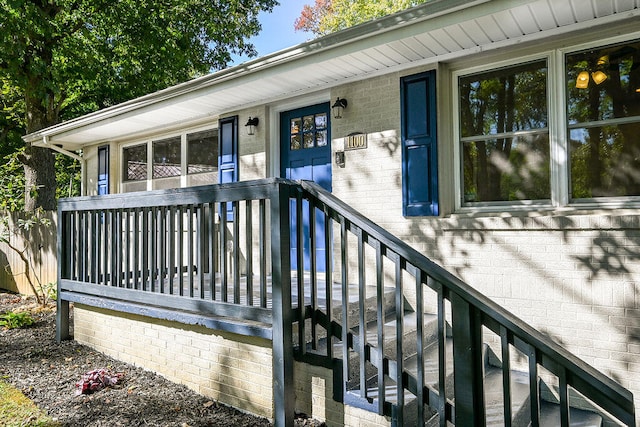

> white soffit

[{"left": 27, "top": 0, "right": 640, "bottom": 149}]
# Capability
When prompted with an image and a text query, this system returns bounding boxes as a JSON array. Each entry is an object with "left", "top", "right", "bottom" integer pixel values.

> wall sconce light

[
  {"left": 331, "top": 97, "right": 348, "bottom": 119},
  {"left": 245, "top": 117, "right": 259, "bottom": 135},
  {"left": 576, "top": 71, "right": 589, "bottom": 89}
]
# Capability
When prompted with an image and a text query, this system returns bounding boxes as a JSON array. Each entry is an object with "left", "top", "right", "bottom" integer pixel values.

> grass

[{"left": 0, "top": 380, "right": 60, "bottom": 427}]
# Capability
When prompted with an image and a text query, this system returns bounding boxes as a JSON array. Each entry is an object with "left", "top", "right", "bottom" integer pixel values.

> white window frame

[
  {"left": 452, "top": 52, "right": 555, "bottom": 213},
  {"left": 452, "top": 32, "right": 640, "bottom": 213},
  {"left": 119, "top": 125, "right": 218, "bottom": 192}
]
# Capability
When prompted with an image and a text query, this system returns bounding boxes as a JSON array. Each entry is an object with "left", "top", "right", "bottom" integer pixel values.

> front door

[{"left": 281, "top": 103, "right": 332, "bottom": 272}]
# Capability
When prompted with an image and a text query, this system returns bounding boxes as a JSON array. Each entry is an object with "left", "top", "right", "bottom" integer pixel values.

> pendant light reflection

[{"left": 576, "top": 71, "right": 589, "bottom": 89}]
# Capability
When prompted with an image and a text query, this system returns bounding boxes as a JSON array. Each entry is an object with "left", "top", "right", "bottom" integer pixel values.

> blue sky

[{"left": 231, "top": 0, "right": 314, "bottom": 65}]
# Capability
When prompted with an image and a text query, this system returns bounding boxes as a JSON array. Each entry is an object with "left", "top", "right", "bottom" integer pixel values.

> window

[
  {"left": 289, "top": 112, "right": 328, "bottom": 150},
  {"left": 152, "top": 136, "right": 181, "bottom": 179},
  {"left": 566, "top": 40, "right": 640, "bottom": 200},
  {"left": 187, "top": 129, "right": 217, "bottom": 174},
  {"left": 458, "top": 60, "right": 550, "bottom": 205},
  {"left": 122, "top": 144, "right": 147, "bottom": 181}
]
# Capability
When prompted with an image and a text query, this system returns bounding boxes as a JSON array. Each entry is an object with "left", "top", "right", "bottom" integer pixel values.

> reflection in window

[
  {"left": 566, "top": 40, "right": 640, "bottom": 199},
  {"left": 153, "top": 137, "right": 181, "bottom": 179},
  {"left": 459, "top": 60, "right": 549, "bottom": 203},
  {"left": 290, "top": 113, "right": 328, "bottom": 151},
  {"left": 187, "top": 130, "right": 217, "bottom": 174},
  {"left": 123, "top": 144, "right": 147, "bottom": 181}
]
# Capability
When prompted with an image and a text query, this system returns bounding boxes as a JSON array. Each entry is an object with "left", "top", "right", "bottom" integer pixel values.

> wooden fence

[{"left": 0, "top": 211, "right": 57, "bottom": 296}]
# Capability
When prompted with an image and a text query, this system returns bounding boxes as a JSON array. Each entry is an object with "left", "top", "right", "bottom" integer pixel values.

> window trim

[
  {"left": 119, "top": 126, "right": 218, "bottom": 192},
  {"left": 561, "top": 34, "right": 640, "bottom": 208},
  {"left": 452, "top": 34, "right": 640, "bottom": 213},
  {"left": 452, "top": 52, "right": 554, "bottom": 213}
]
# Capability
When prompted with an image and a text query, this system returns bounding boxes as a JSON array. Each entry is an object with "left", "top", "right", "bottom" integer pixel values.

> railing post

[
  {"left": 451, "top": 292, "right": 485, "bottom": 426},
  {"left": 270, "top": 181, "right": 294, "bottom": 427},
  {"left": 56, "top": 207, "right": 70, "bottom": 342}
]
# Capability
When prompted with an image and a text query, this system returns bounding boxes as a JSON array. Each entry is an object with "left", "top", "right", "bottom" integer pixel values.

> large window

[
  {"left": 187, "top": 129, "right": 217, "bottom": 174},
  {"left": 566, "top": 40, "right": 640, "bottom": 199},
  {"left": 121, "top": 127, "right": 219, "bottom": 191},
  {"left": 122, "top": 143, "right": 147, "bottom": 182},
  {"left": 152, "top": 136, "right": 181, "bottom": 179},
  {"left": 459, "top": 60, "right": 550, "bottom": 205}
]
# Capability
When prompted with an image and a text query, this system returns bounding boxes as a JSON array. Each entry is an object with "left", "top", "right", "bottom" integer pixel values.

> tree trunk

[{"left": 22, "top": 90, "right": 58, "bottom": 211}]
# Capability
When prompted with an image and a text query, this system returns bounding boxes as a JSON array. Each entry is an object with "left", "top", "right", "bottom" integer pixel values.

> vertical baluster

[
  {"left": 142, "top": 208, "right": 150, "bottom": 291},
  {"left": 233, "top": 201, "right": 240, "bottom": 304},
  {"left": 374, "top": 238, "right": 385, "bottom": 415},
  {"left": 413, "top": 266, "right": 425, "bottom": 425},
  {"left": 324, "top": 207, "right": 333, "bottom": 359},
  {"left": 500, "top": 326, "right": 513, "bottom": 427},
  {"left": 150, "top": 207, "right": 158, "bottom": 292},
  {"left": 178, "top": 206, "right": 184, "bottom": 296},
  {"left": 435, "top": 280, "right": 447, "bottom": 426},
  {"left": 188, "top": 205, "right": 194, "bottom": 298},
  {"left": 245, "top": 200, "right": 253, "bottom": 306},
  {"left": 558, "top": 367, "right": 569, "bottom": 427},
  {"left": 91, "top": 211, "right": 102, "bottom": 284},
  {"left": 220, "top": 202, "right": 228, "bottom": 302},
  {"left": 208, "top": 202, "right": 216, "bottom": 301},
  {"left": 69, "top": 212, "right": 77, "bottom": 281},
  {"left": 79, "top": 211, "right": 86, "bottom": 282},
  {"left": 108, "top": 209, "right": 113, "bottom": 286},
  {"left": 309, "top": 202, "right": 317, "bottom": 350},
  {"left": 198, "top": 204, "right": 205, "bottom": 299},
  {"left": 103, "top": 211, "right": 110, "bottom": 287},
  {"left": 168, "top": 206, "right": 175, "bottom": 295},
  {"left": 133, "top": 208, "right": 140, "bottom": 290},
  {"left": 529, "top": 345, "right": 540, "bottom": 427},
  {"left": 296, "top": 193, "right": 305, "bottom": 353},
  {"left": 117, "top": 209, "right": 124, "bottom": 287},
  {"left": 394, "top": 252, "right": 404, "bottom": 425},
  {"left": 159, "top": 206, "right": 166, "bottom": 294},
  {"left": 259, "top": 199, "right": 267, "bottom": 308},
  {"left": 357, "top": 227, "right": 367, "bottom": 400},
  {"left": 340, "top": 216, "right": 350, "bottom": 397},
  {"left": 125, "top": 209, "right": 131, "bottom": 288}
]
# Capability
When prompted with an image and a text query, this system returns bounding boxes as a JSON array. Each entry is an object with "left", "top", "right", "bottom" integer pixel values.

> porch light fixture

[
  {"left": 245, "top": 116, "right": 259, "bottom": 135},
  {"left": 331, "top": 97, "right": 348, "bottom": 119}
]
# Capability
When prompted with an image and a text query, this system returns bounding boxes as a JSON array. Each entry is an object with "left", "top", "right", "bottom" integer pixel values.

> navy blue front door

[{"left": 281, "top": 103, "right": 332, "bottom": 272}]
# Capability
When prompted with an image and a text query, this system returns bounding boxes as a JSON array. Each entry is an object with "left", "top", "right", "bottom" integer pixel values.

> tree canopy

[
  {"left": 0, "top": 0, "right": 277, "bottom": 211},
  {"left": 295, "top": 0, "right": 428, "bottom": 36}
]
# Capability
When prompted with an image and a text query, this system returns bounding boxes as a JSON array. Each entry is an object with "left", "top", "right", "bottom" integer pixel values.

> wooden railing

[{"left": 56, "top": 178, "right": 636, "bottom": 427}]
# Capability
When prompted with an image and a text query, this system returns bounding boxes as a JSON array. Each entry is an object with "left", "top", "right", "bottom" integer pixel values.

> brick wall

[
  {"left": 74, "top": 305, "right": 274, "bottom": 419},
  {"left": 74, "top": 305, "right": 398, "bottom": 426}
]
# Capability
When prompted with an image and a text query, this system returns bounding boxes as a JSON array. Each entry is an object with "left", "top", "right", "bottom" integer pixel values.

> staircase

[
  {"left": 290, "top": 180, "right": 635, "bottom": 427},
  {"left": 295, "top": 280, "right": 604, "bottom": 426}
]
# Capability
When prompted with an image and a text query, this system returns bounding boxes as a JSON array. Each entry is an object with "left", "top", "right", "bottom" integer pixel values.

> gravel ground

[{"left": 0, "top": 291, "right": 323, "bottom": 426}]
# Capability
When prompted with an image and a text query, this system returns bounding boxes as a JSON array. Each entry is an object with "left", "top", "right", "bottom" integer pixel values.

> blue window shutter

[
  {"left": 218, "top": 116, "right": 238, "bottom": 220},
  {"left": 97, "top": 145, "right": 109, "bottom": 195},
  {"left": 401, "top": 71, "right": 438, "bottom": 216}
]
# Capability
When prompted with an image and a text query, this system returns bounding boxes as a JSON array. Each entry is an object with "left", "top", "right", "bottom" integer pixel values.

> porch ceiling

[{"left": 26, "top": 0, "right": 640, "bottom": 150}]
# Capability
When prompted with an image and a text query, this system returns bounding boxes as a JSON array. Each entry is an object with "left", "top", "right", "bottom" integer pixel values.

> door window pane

[
  {"left": 123, "top": 144, "right": 147, "bottom": 181},
  {"left": 289, "top": 113, "right": 329, "bottom": 150},
  {"left": 153, "top": 136, "right": 181, "bottom": 179},
  {"left": 187, "top": 130, "right": 217, "bottom": 174},
  {"left": 459, "top": 60, "right": 549, "bottom": 203},
  {"left": 566, "top": 40, "right": 640, "bottom": 199}
]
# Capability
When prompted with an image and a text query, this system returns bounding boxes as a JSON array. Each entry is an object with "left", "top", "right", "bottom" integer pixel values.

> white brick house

[{"left": 26, "top": 0, "right": 640, "bottom": 424}]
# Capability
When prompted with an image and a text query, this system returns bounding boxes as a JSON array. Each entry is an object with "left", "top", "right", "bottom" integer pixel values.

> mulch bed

[{"left": 0, "top": 291, "right": 323, "bottom": 426}]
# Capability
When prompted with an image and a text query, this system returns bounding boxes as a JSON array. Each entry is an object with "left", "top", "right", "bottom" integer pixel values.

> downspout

[{"left": 40, "top": 136, "right": 86, "bottom": 196}]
